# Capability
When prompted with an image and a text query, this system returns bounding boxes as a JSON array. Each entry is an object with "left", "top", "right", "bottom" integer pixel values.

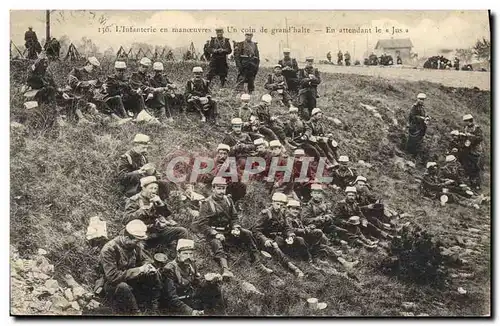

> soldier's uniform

[
  {"left": 26, "top": 58, "right": 57, "bottom": 104},
  {"left": 25, "top": 28, "right": 41, "bottom": 59},
  {"left": 333, "top": 198, "right": 386, "bottom": 240},
  {"left": 254, "top": 103, "right": 287, "bottom": 143},
  {"left": 100, "top": 233, "right": 161, "bottom": 314},
  {"left": 185, "top": 74, "right": 217, "bottom": 122},
  {"left": 344, "top": 52, "right": 351, "bottom": 66},
  {"left": 234, "top": 38, "right": 260, "bottom": 94},
  {"left": 278, "top": 56, "right": 299, "bottom": 94},
  {"left": 118, "top": 148, "right": 150, "bottom": 197},
  {"left": 463, "top": 120, "right": 483, "bottom": 188},
  {"left": 305, "top": 113, "right": 339, "bottom": 162},
  {"left": 127, "top": 70, "right": 152, "bottom": 115},
  {"left": 123, "top": 193, "right": 189, "bottom": 249},
  {"left": 103, "top": 71, "right": 130, "bottom": 118},
  {"left": 297, "top": 64, "right": 321, "bottom": 119},
  {"left": 332, "top": 165, "right": 357, "bottom": 189},
  {"left": 302, "top": 199, "right": 334, "bottom": 233},
  {"left": 193, "top": 193, "right": 266, "bottom": 275},
  {"left": 254, "top": 206, "right": 312, "bottom": 265},
  {"left": 264, "top": 71, "right": 291, "bottom": 107},
  {"left": 337, "top": 51, "right": 343, "bottom": 65},
  {"left": 206, "top": 36, "right": 232, "bottom": 87},
  {"left": 160, "top": 259, "right": 222, "bottom": 315},
  {"left": 222, "top": 130, "right": 254, "bottom": 157},
  {"left": 406, "top": 96, "right": 428, "bottom": 155},
  {"left": 147, "top": 71, "right": 176, "bottom": 119},
  {"left": 68, "top": 67, "right": 96, "bottom": 99},
  {"left": 422, "top": 169, "right": 447, "bottom": 199},
  {"left": 234, "top": 105, "right": 254, "bottom": 127}
]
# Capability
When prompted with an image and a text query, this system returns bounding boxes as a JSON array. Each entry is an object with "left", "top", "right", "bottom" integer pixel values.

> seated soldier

[
  {"left": 284, "top": 106, "right": 321, "bottom": 159},
  {"left": 302, "top": 183, "right": 335, "bottom": 234},
  {"left": 118, "top": 133, "right": 169, "bottom": 199},
  {"left": 305, "top": 108, "right": 339, "bottom": 165},
  {"left": 100, "top": 220, "right": 161, "bottom": 314},
  {"left": 222, "top": 118, "right": 255, "bottom": 158},
  {"left": 247, "top": 116, "right": 281, "bottom": 142},
  {"left": 252, "top": 138, "right": 270, "bottom": 158},
  {"left": 333, "top": 187, "right": 390, "bottom": 244},
  {"left": 193, "top": 177, "right": 274, "bottom": 280},
  {"left": 101, "top": 61, "right": 131, "bottom": 118},
  {"left": 254, "top": 94, "right": 288, "bottom": 144},
  {"left": 67, "top": 56, "right": 102, "bottom": 123},
  {"left": 123, "top": 176, "right": 190, "bottom": 251},
  {"left": 331, "top": 156, "right": 357, "bottom": 189},
  {"left": 439, "top": 155, "right": 468, "bottom": 192},
  {"left": 146, "top": 61, "right": 179, "bottom": 122},
  {"left": 422, "top": 162, "right": 480, "bottom": 209},
  {"left": 159, "top": 239, "right": 223, "bottom": 315},
  {"left": 26, "top": 53, "right": 57, "bottom": 105},
  {"left": 234, "top": 93, "right": 254, "bottom": 127},
  {"left": 253, "top": 192, "right": 307, "bottom": 278},
  {"left": 128, "top": 57, "right": 153, "bottom": 116},
  {"left": 286, "top": 199, "right": 358, "bottom": 270},
  {"left": 185, "top": 66, "right": 217, "bottom": 123},
  {"left": 264, "top": 64, "right": 291, "bottom": 107}
]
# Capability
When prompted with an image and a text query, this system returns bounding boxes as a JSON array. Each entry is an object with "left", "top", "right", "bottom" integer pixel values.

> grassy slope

[{"left": 10, "top": 60, "right": 491, "bottom": 316}]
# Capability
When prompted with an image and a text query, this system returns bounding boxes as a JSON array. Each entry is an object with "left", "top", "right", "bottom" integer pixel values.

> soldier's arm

[
  {"left": 184, "top": 80, "right": 193, "bottom": 98},
  {"left": 228, "top": 196, "right": 240, "bottom": 229},
  {"left": 264, "top": 74, "right": 275, "bottom": 91},
  {"left": 100, "top": 245, "right": 143, "bottom": 286},
  {"left": 422, "top": 175, "right": 444, "bottom": 192},
  {"left": 162, "top": 277, "right": 194, "bottom": 315},
  {"left": 118, "top": 155, "right": 143, "bottom": 182},
  {"left": 298, "top": 70, "right": 311, "bottom": 86},
  {"left": 469, "top": 126, "right": 483, "bottom": 144},
  {"left": 193, "top": 201, "right": 218, "bottom": 238},
  {"left": 292, "top": 59, "right": 299, "bottom": 72},
  {"left": 68, "top": 69, "right": 89, "bottom": 89},
  {"left": 123, "top": 198, "right": 153, "bottom": 226},
  {"left": 225, "top": 39, "right": 232, "bottom": 55},
  {"left": 313, "top": 69, "right": 321, "bottom": 85},
  {"left": 253, "top": 212, "right": 271, "bottom": 244},
  {"left": 105, "top": 76, "right": 120, "bottom": 96},
  {"left": 129, "top": 73, "right": 152, "bottom": 93}
]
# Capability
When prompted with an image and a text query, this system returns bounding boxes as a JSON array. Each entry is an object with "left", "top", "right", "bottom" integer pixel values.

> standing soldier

[
  {"left": 461, "top": 114, "right": 483, "bottom": 190},
  {"left": 206, "top": 28, "right": 232, "bottom": 88},
  {"left": 100, "top": 219, "right": 162, "bottom": 314},
  {"left": 203, "top": 41, "right": 211, "bottom": 62},
  {"left": 253, "top": 192, "right": 307, "bottom": 278},
  {"left": 185, "top": 66, "right": 217, "bottom": 123},
  {"left": 264, "top": 64, "right": 291, "bottom": 107},
  {"left": 337, "top": 51, "right": 343, "bottom": 65},
  {"left": 454, "top": 57, "right": 460, "bottom": 70},
  {"left": 234, "top": 32, "right": 260, "bottom": 94},
  {"left": 278, "top": 48, "right": 299, "bottom": 95},
  {"left": 326, "top": 51, "right": 332, "bottom": 63},
  {"left": 146, "top": 61, "right": 179, "bottom": 122},
  {"left": 67, "top": 56, "right": 101, "bottom": 123},
  {"left": 24, "top": 26, "right": 41, "bottom": 59},
  {"left": 194, "top": 177, "right": 274, "bottom": 280},
  {"left": 297, "top": 57, "right": 321, "bottom": 119},
  {"left": 123, "top": 176, "right": 190, "bottom": 251},
  {"left": 344, "top": 51, "right": 351, "bottom": 66},
  {"left": 406, "top": 93, "right": 430, "bottom": 156}
]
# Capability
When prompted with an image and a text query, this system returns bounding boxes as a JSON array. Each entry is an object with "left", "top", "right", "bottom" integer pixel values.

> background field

[{"left": 10, "top": 59, "right": 491, "bottom": 316}]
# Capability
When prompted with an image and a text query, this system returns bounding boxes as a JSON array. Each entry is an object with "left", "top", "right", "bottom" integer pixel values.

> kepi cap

[
  {"left": 212, "top": 176, "right": 227, "bottom": 185},
  {"left": 345, "top": 186, "right": 357, "bottom": 193},
  {"left": 153, "top": 62, "right": 164, "bottom": 71},
  {"left": 311, "top": 108, "right": 322, "bottom": 116},
  {"left": 192, "top": 66, "right": 203, "bottom": 73},
  {"left": 231, "top": 118, "right": 243, "bottom": 125},
  {"left": 87, "top": 56, "right": 100, "bottom": 67},
  {"left": 311, "top": 183, "right": 323, "bottom": 191},
  {"left": 288, "top": 106, "right": 299, "bottom": 113},
  {"left": 133, "top": 133, "right": 151, "bottom": 144},
  {"left": 272, "top": 192, "right": 288, "bottom": 203},
  {"left": 139, "top": 57, "right": 152, "bottom": 67},
  {"left": 445, "top": 155, "right": 456, "bottom": 163},
  {"left": 254, "top": 138, "right": 265, "bottom": 146},
  {"left": 354, "top": 176, "right": 367, "bottom": 184},
  {"left": 240, "top": 93, "right": 251, "bottom": 101},
  {"left": 283, "top": 48, "right": 291, "bottom": 53},
  {"left": 126, "top": 219, "right": 148, "bottom": 240},
  {"left": 293, "top": 148, "right": 305, "bottom": 156},
  {"left": 348, "top": 216, "right": 360, "bottom": 225},
  {"left": 114, "top": 61, "right": 127, "bottom": 69},
  {"left": 140, "top": 176, "right": 158, "bottom": 188},
  {"left": 217, "top": 143, "right": 230, "bottom": 152},
  {"left": 426, "top": 162, "right": 437, "bottom": 169},
  {"left": 287, "top": 199, "right": 301, "bottom": 207},
  {"left": 261, "top": 94, "right": 272, "bottom": 103},
  {"left": 269, "top": 140, "right": 281, "bottom": 148},
  {"left": 417, "top": 93, "right": 426, "bottom": 99},
  {"left": 462, "top": 114, "right": 473, "bottom": 121},
  {"left": 177, "top": 239, "right": 195, "bottom": 252},
  {"left": 338, "top": 155, "right": 349, "bottom": 163}
]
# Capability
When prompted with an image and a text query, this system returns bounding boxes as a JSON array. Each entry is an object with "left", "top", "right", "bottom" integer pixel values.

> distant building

[{"left": 374, "top": 38, "right": 413, "bottom": 60}]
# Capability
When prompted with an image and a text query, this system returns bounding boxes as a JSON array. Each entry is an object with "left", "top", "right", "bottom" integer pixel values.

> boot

[
  {"left": 255, "top": 262, "right": 274, "bottom": 275},
  {"left": 287, "top": 262, "right": 304, "bottom": 278},
  {"left": 219, "top": 258, "right": 234, "bottom": 280}
]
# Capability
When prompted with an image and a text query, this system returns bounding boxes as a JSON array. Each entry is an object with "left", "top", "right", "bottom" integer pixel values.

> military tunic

[{"left": 207, "top": 37, "right": 232, "bottom": 85}]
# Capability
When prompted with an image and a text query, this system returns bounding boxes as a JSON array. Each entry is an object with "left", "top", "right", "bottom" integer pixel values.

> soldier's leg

[
  {"left": 105, "top": 96, "right": 127, "bottom": 118},
  {"left": 105, "top": 282, "right": 140, "bottom": 314},
  {"left": 235, "top": 69, "right": 246, "bottom": 92},
  {"left": 133, "top": 273, "right": 162, "bottom": 311},
  {"left": 206, "top": 62, "right": 217, "bottom": 84},
  {"left": 247, "top": 72, "right": 256, "bottom": 94},
  {"left": 220, "top": 67, "right": 228, "bottom": 87},
  {"left": 361, "top": 221, "right": 386, "bottom": 239},
  {"left": 236, "top": 228, "right": 261, "bottom": 262},
  {"left": 197, "top": 282, "right": 223, "bottom": 313},
  {"left": 298, "top": 93, "right": 309, "bottom": 120},
  {"left": 158, "top": 226, "right": 190, "bottom": 250}
]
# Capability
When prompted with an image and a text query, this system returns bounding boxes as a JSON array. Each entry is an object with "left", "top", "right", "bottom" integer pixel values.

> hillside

[{"left": 10, "top": 60, "right": 491, "bottom": 316}]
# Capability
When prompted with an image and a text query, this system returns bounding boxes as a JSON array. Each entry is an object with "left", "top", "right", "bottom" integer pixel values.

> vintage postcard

[{"left": 9, "top": 10, "right": 491, "bottom": 317}]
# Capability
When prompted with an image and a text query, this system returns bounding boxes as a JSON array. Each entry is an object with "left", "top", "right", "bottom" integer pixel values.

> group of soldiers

[
  {"left": 24, "top": 28, "right": 326, "bottom": 126},
  {"left": 326, "top": 51, "right": 351, "bottom": 66},
  {"left": 405, "top": 93, "right": 486, "bottom": 207}
]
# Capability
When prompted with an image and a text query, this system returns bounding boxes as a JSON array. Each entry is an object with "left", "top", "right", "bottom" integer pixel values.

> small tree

[
  {"left": 472, "top": 38, "right": 491, "bottom": 62},
  {"left": 455, "top": 48, "right": 473, "bottom": 64}
]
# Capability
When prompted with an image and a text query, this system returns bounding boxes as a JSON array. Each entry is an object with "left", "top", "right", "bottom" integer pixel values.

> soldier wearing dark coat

[
  {"left": 67, "top": 56, "right": 101, "bottom": 122},
  {"left": 234, "top": 33, "right": 260, "bottom": 94},
  {"left": 146, "top": 62, "right": 181, "bottom": 120},
  {"left": 253, "top": 193, "right": 306, "bottom": 277},
  {"left": 193, "top": 177, "right": 273, "bottom": 280},
  {"left": 206, "top": 28, "right": 232, "bottom": 87},
  {"left": 461, "top": 114, "right": 484, "bottom": 189},
  {"left": 102, "top": 61, "right": 131, "bottom": 118},
  {"left": 406, "top": 93, "right": 430, "bottom": 156},
  {"left": 264, "top": 65, "right": 291, "bottom": 107},
  {"left": 159, "top": 239, "right": 223, "bottom": 315},
  {"left": 26, "top": 55, "right": 57, "bottom": 104},
  {"left": 24, "top": 27, "right": 41, "bottom": 59},
  {"left": 337, "top": 51, "right": 343, "bottom": 65},
  {"left": 44, "top": 37, "right": 60, "bottom": 59},
  {"left": 127, "top": 57, "right": 154, "bottom": 116},
  {"left": 297, "top": 57, "right": 321, "bottom": 119},
  {"left": 185, "top": 66, "right": 217, "bottom": 123},
  {"left": 278, "top": 49, "right": 299, "bottom": 95},
  {"left": 100, "top": 220, "right": 161, "bottom": 314}
]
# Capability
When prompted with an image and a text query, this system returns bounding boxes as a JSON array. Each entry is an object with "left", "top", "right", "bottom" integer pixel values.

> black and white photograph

[{"left": 9, "top": 9, "right": 491, "bottom": 317}]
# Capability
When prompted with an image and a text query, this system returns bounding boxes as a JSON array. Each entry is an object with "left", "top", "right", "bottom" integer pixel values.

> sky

[{"left": 10, "top": 10, "right": 490, "bottom": 61}]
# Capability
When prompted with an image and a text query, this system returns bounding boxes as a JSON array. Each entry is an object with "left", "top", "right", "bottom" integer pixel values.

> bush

[{"left": 380, "top": 226, "right": 449, "bottom": 287}]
